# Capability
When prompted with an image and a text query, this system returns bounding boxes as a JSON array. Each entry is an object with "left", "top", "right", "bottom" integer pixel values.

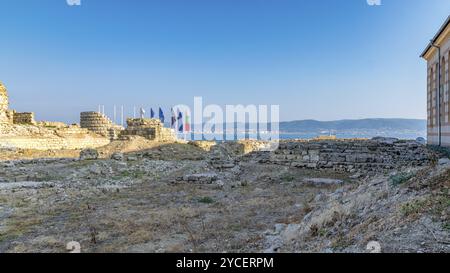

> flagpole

[
  {"left": 113, "top": 105, "right": 116, "bottom": 124},
  {"left": 121, "top": 105, "right": 124, "bottom": 127}
]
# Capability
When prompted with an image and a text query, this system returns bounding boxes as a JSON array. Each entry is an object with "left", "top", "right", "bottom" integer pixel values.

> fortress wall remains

[
  {"left": 13, "top": 112, "right": 36, "bottom": 125},
  {"left": 263, "top": 139, "right": 434, "bottom": 172},
  {"left": 80, "top": 112, "right": 123, "bottom": 140},
  {"left": 0, "top": 125, "right": 110, "bottom": 150},
  {"left": 120, "top": 118, "right": 176, "bottom": 142},
  {"left": 0, "top": 82, "right": 12, "bottom": 124}
]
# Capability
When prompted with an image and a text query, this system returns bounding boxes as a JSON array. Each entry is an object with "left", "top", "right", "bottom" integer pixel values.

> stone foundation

[{"left": 263, "top": 139, "right": 434, "bottom": 172}]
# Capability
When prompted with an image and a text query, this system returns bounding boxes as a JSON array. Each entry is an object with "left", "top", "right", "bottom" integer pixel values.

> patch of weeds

[
  {"left": 331, "top": 234, "right": 352, "bottom": 250},
  {"left": 390, "top": 172, "right": 414, "bottom": 186},
  {"left": 197, "top": 197, "right": 215, "bottom": 204},
  {"left": 431, "top": 195, "right": 450, "bottom": 215},
  {"left": 113, "top": 170, "right": 147, "bottom": 180},
  {"left": 443, "top": 222, "right": 450, "bottom": 231},
  {"left": 427, "top": 145, "right": 450, "bottom": 159},
  {"left": 318, "top": 228, "right": 328, "bottom": 237},
  {"left": 228, "top": 223, "right": 243, "bottom": 232},
  {"left": 0, "top": 232, "right": 20, "bottom": 244},
  {"left": 400, "top": 199, "right": 428, "bottom": 216},
  {"left": 280, "top": 174, "right": 295, "bottom": 182},
  {"left": 0, "top": 217, "right": 43, "bottom": 243},
  {"left": 300, "top": 201, "right": 312, "bottom": 217},
  {"left": 240, "top": 180, "right": 249, "bottom": 187},
  {"left": 309, "top": 224, "right": 319, "bottom": 237},
  {"left": 35, "top": 174, "right": 63, "bottom": 182}
]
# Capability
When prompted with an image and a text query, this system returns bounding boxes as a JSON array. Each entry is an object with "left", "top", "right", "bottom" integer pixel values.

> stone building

[
  {"left": 421, "top": 16, "right": 450, "bottom": 146},
  {"left": 120, "top": 118, "right": 176, "bottom": 142}
]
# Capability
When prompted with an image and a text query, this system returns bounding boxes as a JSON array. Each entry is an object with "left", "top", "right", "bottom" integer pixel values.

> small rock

[
  {"left": 304, "top": 178, "right": 343, "bottom": 186},
  {"left": 89, "top": 165, "right": 101, "bottom": 175},
  {"left": 438, "top": 158, "right": 450, "bottom": 165},
  {"left": 111, "top": 152, "right": 124, "bottom": 161},
  {"left": 79, "top": 149, "right": 99, "bottom": 160},
  {"left": 274, "top": 224, "right": 287, "bottom": 234},
  {"left": 372, "top": 137, "right": 398, "bottom": 145},
  {"left": 415, "top": 137, "right": 426, "bottom": 145},
  {"left": 182, "top": 173, "right": 218, "bottom": 184}
]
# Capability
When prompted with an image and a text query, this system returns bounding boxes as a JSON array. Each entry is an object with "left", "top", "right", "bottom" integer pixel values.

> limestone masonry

[
  {"left": 120, "top": 118, "right": 176, "bottom": 142},
  {"left": 0, "top": 81, "right": 178, "bottom": 150},
  {"left": 262, "top": 138, "right": 433, "bottom": 172},
  {"left": 0, "top": 82, "right": 13, "bottom": 124},
  {"left": 80, "top": 111, "right": 124, "bottom": 140}
]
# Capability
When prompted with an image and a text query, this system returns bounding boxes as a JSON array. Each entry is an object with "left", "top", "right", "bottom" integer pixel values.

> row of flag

[{"left": 148, "top": 107, "right": 191, "bottom": 133}]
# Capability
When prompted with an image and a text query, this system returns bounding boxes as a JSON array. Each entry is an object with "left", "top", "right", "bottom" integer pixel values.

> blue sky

[{"left": 0, "top": 0, "right": 449, "bottom": 123}]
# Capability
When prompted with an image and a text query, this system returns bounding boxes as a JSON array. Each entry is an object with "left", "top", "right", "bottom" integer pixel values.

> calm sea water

[{"left": 179, "top": 131, "right": 427, "bottom": 141}]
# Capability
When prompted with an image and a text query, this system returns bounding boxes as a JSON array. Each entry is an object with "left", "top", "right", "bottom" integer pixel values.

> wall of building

[{"left": 426, "top": 26, "right": 450, "bottom": 146}]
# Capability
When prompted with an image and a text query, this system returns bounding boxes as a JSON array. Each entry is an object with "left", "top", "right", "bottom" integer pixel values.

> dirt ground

[{"left": 0, "top": 142, "right": 448, "bottom": 253}]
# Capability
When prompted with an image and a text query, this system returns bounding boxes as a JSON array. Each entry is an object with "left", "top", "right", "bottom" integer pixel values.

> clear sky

[{"left": 1, "top": 0, "right": 449, "bottom": 123}]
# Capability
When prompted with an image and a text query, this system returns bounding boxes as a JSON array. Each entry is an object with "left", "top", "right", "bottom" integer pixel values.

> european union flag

[
  {"left": 177, "top": 110, "right": 183, "bottom": 132},
  {"left": 159, "top": 108, "right": 165, "bottom": 123},
  {"left": 150, "top": 108, "right": 155, "bottom": 119}
]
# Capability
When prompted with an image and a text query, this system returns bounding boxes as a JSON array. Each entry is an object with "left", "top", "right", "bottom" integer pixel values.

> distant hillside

[{"left": 279, "top": 118, "right": 426, "bottom": 133}]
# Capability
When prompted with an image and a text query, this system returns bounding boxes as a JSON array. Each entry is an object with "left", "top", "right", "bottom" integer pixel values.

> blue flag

[
  {"left": 159, "top": 108, "right": 165, "bottom": 123},
  {"left": 177, "top": 109, "right": 183, "bottom": 132},
  {"left": 150, "top": 108, "right": 155, "bottom": 119},
  {"left": 171, "top": 108, "right": 176, "bottom": 129}
]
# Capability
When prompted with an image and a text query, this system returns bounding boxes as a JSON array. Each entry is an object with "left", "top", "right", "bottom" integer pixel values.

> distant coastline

[{"left": 183, "top": 118, "right": 427, "bottom": 140}]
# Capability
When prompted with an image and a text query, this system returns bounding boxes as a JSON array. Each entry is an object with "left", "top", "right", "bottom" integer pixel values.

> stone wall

[
  {"left": 80, "top": 112, "right": 124, "bottom": 140},
  {"left": 13, "top": 112, "right": 36, "bottom": 125},
  {"left": 0, "top": 82, "right": 12, "bottom": 124},
  {"left": 120, "top": 118, "right": 176, "bottom": 142},
  {"left": 255, "top": 139, "right": 434, "bottom": 172},
  {"left": 0, "top": 125, "right": 110, "bottom": 150}
]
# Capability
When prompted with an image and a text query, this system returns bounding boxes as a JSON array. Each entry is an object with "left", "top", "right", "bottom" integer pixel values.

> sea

[{"left": 178, "top": 130, "right": 427, "bottom": 141}]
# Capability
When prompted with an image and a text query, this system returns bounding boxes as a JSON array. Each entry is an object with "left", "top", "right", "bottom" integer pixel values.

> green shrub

[
  {"left": 427, "top": 145, "right": 450, "bottom": 158},
  {"left": 390, "top": 172, "right": 414, "bottom": 186},
  {"left": 281, "top": 174, "right": 295, "bottom": 182},
  {"left": 197, "top": 197, "right": 215, "bottom": 204},
  {"left": 400, "top": 199, "right": 427, "bottom": 216}
]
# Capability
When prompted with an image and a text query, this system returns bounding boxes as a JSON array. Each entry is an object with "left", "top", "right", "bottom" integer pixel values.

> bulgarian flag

[{"left": 184, "top": 112, "right": 191, "bottom": 132}]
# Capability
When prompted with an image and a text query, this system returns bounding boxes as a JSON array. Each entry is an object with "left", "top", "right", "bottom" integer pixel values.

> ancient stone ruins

[
  {"left": 1, "top": 80, "right": 449, "bottom": 254},
  {"left": 0, "top": 80, "right": 436, "bottom": 172},
  {"left": 0, "top": 82, "right": 177, "bottom": 150}
]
